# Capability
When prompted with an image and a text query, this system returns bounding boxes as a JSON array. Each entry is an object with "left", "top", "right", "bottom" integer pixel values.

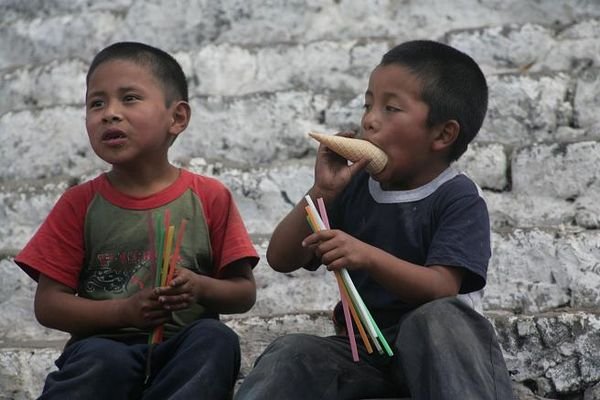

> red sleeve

[
  {"left": 191, "top": 175, "right": 259, "bottom": 275},
  {"left": 15, "top": 182, "right": 94, "bottom": 289}
]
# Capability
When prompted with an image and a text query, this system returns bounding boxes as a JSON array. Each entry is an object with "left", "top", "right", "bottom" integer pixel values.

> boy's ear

[
  {"left": 431, "top": 120, "right": 459, "bottom": 152},
  {"left": 168, "top": 101, "right": 191, "bottom": 137}
]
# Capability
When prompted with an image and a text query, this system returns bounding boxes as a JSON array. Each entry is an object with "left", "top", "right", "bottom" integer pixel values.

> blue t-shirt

[{"left": 323, "top": 166, "right": 491, "bottom": 328}]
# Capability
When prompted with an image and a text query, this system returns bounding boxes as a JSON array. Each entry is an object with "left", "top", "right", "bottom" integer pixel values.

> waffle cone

[{"left": 308, "top": 132, "right": 388, "bottom": 174}]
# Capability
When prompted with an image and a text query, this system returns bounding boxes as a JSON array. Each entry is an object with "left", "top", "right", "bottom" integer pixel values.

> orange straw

[{"left": 337, "top": 273, "right": 373, "bottom": 353}]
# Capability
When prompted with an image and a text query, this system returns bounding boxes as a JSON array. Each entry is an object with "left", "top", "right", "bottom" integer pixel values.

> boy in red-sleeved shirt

[{"left": 16, "top": 41, "right": 258, "bottom": 400}]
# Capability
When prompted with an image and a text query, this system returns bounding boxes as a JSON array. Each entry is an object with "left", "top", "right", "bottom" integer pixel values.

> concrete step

[{"left": 1, "top": 309, "right": 598, "bottom": 399}]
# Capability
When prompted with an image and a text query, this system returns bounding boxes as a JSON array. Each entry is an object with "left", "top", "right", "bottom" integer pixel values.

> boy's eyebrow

[
  {"left": 364, "top": 89, "right": 403, "bottom": 100},
  {"left": 382, "top": 91, "right": 402, "bottom": 99},
  {"left": 117, "top": 85, "right": 143, "bottom": 93},
  {"left": 86, "top": 86, "right": 143, "bottom": 99},
  {"left": 86, "top": 90, "right": 107, "bottom": 100}
]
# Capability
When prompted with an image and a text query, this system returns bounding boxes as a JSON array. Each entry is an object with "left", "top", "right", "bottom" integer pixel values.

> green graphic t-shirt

[{"left": 16, "top": 169, "right": 259, "bottom": 339}]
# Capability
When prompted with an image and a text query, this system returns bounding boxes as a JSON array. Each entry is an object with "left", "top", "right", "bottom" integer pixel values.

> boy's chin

[
  {"left": 368, "top": 169, "right": 385, "bottom": 182},
  {"left": 376, "top": 177, "right": 408, "bottom": 191}
]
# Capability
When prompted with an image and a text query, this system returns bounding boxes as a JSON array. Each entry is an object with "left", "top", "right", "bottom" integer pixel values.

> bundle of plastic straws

[
  {"left": 145, "top": 209, "right": 187, "bottom": 382},
  {"left": 304, "top": 195, "right": 393, "bottom": 362}
]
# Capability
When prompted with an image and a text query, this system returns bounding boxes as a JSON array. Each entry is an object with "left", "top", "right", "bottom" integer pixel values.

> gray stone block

[
  {"left": 512, "top": 141, "right": 600, "bottom": 199},
  {"left": 481, "top": 73, "right": 572, "bottom": 146}
]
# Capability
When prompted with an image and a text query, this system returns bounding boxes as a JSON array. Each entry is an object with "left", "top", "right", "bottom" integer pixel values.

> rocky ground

[{"left": 1, "top": 1, "right": 600, "bottom": 399}]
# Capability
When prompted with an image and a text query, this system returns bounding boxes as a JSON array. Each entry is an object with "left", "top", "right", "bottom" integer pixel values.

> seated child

[
  {"left": 15, "top": 41, "right": 259, "bottom": 400},
  {"left": 234, "top": 40, "right": 514, "bottom": 400}
]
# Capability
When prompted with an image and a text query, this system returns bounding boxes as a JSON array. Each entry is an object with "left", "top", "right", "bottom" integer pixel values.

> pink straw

[
  {"left": 316, "top": 198, "right": 359, "bottom": 362},
  {"left": 316, "top": 198, "right": 331, "bottom": 230}
]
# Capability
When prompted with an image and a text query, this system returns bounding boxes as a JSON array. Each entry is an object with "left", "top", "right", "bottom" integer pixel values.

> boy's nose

[
  {"left": 102, "top": 114, "right": 122, "bottom": 123},
  {"left": 102, "top": 103, "right": 123, "bottom": 123},
  {"left": 361, "top": 110, "right": 380, "bottom": 133}
]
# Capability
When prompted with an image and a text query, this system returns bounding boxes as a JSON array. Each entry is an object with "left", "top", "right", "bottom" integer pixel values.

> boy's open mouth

[{"left": 102, "top": 129, "right": 127, "bottom": 146}]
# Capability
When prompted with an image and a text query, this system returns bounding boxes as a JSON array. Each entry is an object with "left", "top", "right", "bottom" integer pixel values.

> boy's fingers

[
  {"left": 162, "top": 302, "right": 189, "bottom": 311},
  {"left": 154, "top": 286, "right": 174, "bottom": 296},
  {"left": 320, "top": 246, "right": 344, "bottom": 265},
  {"left": 348, "top": 158, "right": 369, "bottom": 175},
  {"left": 302, "top": 232, "right": 322, "bottom": 247},
  {"left": 159, "top": 293, "right": 191, "bottom": 305}
]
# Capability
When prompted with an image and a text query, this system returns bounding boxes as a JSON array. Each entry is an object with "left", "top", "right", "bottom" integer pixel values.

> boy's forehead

[
  {"left": 89, "top": 59, "right": 153, "bottom": 79},
  {"left": 87, "top": 59, "right": 162, "bottom": 91},
  {"left": 367, "top": 64, "right": 424, "bottom": 96}
]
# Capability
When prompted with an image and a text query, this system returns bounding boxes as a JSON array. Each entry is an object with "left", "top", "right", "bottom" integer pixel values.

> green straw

[{"left": 341, "top": 268, "right": 393, "bottom": 356}]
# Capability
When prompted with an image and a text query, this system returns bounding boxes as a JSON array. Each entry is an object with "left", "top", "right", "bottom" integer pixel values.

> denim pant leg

[
  {"left": 234, "top": 333, "right": 401, "bottom": 400},
  {"left": 392, "top": 297, "right": 515, "bottom": 400},
  {"left": 39, "top": 337, "right": 146, "bottom": 400},
  {"left": 143, "top": 318, "right": 241, "bottom": 400}
]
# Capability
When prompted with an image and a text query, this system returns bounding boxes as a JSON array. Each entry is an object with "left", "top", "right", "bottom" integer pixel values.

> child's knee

[
  {"left": 398, "top": 297, "right": 489, "bottom": 348},
  {"left": 63, "top": 338, "right": 139, "bottom": 376},
  {"left": 204, "top": 319, "right": 238, "bottom": 342},
  {"left": 264, "top": 333, "right": 323, "bottom": 358},
  {"left": 185, "top": 318, "right": 240, "bottom": 352},
  {"left": 67, "top": 337, "right": 121, "bottom": 360}
]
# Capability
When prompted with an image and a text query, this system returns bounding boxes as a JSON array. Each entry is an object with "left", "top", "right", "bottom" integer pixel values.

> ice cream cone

[{"left": 308, "top": 132, "right": 388, "bottom": 174}]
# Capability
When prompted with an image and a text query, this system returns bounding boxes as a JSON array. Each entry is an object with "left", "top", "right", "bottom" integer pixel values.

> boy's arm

[
  {"left": 355, "top": 243, "right": 465, "bottom": 303},
  {"left": 266, "top": 186, "right": 331, "bottom": 273},
  {"left": 196, "top": 258, "right": 256, "bottom": 314},
  {"left": 268, "top": 132, "right": 370, "bottom": 273},
  {"left": 156, "top": 258, "right": 256, "bottom": 314},
  {"left": 35, "top": 274, "right": 170, "bottom": 337},
  {"left": 305, "top": 229, "right": 465, "bottom": 304}
]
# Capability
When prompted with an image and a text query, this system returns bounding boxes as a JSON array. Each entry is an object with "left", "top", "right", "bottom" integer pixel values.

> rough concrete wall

[{"left": 1, "top": 1, "right": 600, "bottom": 399}]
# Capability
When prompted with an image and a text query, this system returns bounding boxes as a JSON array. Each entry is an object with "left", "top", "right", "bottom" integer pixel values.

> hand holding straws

[
  {"left": 304, "top": 195, "right": 393, "bottom": 362},
  {"left": 145, "top": 209, "right": 188, "bottom": 383}
]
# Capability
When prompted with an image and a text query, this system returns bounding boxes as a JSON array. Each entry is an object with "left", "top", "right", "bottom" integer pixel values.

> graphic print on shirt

[{"left": 81, "top": 249, "right": 153, "bottom": 294}]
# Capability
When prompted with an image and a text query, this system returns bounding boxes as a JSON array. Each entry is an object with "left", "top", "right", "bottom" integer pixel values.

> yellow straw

[{"left": 160, "top": 226, "right": 175, "bottom": 287}]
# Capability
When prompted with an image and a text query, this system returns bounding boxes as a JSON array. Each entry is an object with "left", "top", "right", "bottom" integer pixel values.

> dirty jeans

[
  {"left": 234, "top": 297, "right": 515, "bottom": 400},
  {"left": 39, "top": 318, "right": 240, "bottom": 400}
]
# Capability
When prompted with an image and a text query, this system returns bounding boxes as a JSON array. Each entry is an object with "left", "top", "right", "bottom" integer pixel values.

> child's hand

[
  {"left": 124, "top": 287, "right": 171, "bottom": 329},
  {"left": 313, "top": 131, "right": 369, "bottom": 201},
  {"left": 302, "top": 229, "right": 375, "bottom": 272},
  {"left": 154, "top": 268, "right": 202, "bottom": 311}
]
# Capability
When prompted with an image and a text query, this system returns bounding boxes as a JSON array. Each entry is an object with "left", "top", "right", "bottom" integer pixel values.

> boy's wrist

[
  {"left": 113, "top": 297, "right": 131, "bottom": 328},
  {"left": 307, "top": 186, "right": 338, "bottom": 204},
  {"left": 190, "top": 273, "right": 206, "bottom": 305}
]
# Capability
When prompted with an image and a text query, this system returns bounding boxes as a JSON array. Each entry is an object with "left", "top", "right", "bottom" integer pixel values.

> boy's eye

[
  {"left": 123, "top": 94, "right": 139, "bottom": 102},
  {"left": 88, "top": 99, "right": 103, "bottom": 109},
  {"left": 363, "top": 103, "right": 372, "bottom": 111},
  {"left": 385, "top": 105, "right": 401, "bottom": 112}
]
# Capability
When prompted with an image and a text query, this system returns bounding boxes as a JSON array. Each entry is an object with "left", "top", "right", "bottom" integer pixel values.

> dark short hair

[
  {"left": 380, "top": 40, "right": 488, "bottom": 161},
  {"left": 86, "top": 42, "right": 189, "bottom": 105}
]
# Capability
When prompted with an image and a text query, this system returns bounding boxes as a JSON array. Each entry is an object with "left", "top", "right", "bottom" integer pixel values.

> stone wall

[{"left": 1, "top": 1, "right": 600, "bottom": 399}]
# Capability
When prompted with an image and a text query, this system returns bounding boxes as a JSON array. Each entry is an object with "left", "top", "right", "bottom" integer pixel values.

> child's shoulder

[
  {"left": 181, "top": 169, "right": 236, "bottom": 208},
  {"left": 441, "top": 171, "right": 483, "bottom": 198},
  {"left": 58, "top": 175, "right": 103, "bottom": 204},
  {"left": 434, "top": 171, "right": 488, "bottom": 212},
  {"left": 182, "top": 169, "right": 229, "bottom": 192}
]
